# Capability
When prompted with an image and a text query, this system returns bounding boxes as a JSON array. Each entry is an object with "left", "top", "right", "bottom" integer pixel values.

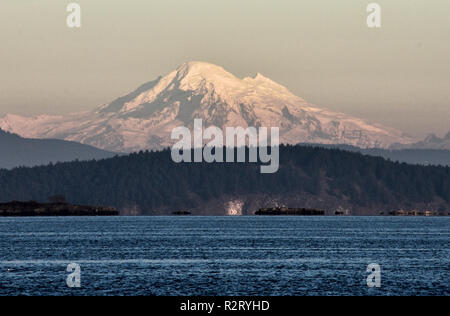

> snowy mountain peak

[
  {"left": 174, "top": 61, "right": 245, "bottom": 97},
  {"left": 248, "top": 72, "right": 275, "bottom": 83},
  {"left": 176, "top": 61, "right": 234, "bottom": 79},
  {"left": 101, "top": 61, "right": 306, "bottom": 121},
  {"left": 0, "top": 62, "right": 416, "bottom": 152}
]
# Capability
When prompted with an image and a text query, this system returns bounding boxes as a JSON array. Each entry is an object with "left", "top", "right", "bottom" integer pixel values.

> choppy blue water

[{"left": 0, "top": 216, "right": 448, "bottom": 296}]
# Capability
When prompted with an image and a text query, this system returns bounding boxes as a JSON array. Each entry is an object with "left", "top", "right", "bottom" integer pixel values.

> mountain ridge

[
  {"left": 392, "top": 132, "right": 450, "bottom": 150},
  {"left": 0, "top": 129, "right": 117, "bottom": 169}
]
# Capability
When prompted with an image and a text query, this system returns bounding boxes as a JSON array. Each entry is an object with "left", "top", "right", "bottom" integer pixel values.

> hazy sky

[{"left": 0, "top": 0, "right": 449, "bottom": 137}]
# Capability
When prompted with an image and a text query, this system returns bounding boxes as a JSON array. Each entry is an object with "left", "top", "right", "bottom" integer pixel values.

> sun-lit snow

[{"left": 0, "top": 61, "right": 415, "bottom": 152}]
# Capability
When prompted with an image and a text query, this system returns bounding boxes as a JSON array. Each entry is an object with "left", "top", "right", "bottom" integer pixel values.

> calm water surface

[{"left": 0, "top": 216, "right": 448, "bottom": 296}]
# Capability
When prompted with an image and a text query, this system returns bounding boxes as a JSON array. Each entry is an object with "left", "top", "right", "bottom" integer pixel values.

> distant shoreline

[
  {"left": 0, "top": 201, "right": 448, "bottom": 217},
  {"left": 255, "top": 207, "right": 325, "bottom": 216},
  {"left": 0, "top": 201, "right": 118, "bottom": 217},
  {"left": 164, "top": 215, "right": 449, "bottom": 217}
]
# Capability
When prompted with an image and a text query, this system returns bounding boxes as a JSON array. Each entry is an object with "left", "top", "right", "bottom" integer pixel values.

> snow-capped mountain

[
  {"left": 392, "top": 132, "right": 450, "bottom": 150},
  {"left": 0, "top": 61, "right": 415, "bottom": 152}
]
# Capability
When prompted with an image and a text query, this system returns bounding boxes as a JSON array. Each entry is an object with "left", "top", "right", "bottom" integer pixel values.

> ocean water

[{"left": 0, "top": 216, "right": 448, "bottom": 296}]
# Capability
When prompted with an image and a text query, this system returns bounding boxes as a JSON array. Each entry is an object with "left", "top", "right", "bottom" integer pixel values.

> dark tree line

[{"left": 0, "top": 145, "right": 449, "bottom": 214}]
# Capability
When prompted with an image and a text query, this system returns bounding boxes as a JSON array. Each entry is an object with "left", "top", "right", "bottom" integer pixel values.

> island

[
  {"left": 255, "top": 207, "right": 325, "bottom": 216},
  {"left": 172, "top": 211, "right": 192, "bottom": 216},
  {"left": 0, "top": 201, "right": 118, "bottom": 217}
]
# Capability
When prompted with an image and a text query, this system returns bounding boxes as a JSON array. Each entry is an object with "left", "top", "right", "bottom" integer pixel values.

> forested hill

[
  {"left": 299, "top": 143, "right": 450, "bottom": 166},
  {"left": 0, "top": 145, "right": 449, "bottom": 215}
]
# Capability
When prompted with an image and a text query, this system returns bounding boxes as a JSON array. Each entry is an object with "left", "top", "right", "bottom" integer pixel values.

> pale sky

[{"left": 0, "top": 0, "right": 449, "bottom": 137}]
